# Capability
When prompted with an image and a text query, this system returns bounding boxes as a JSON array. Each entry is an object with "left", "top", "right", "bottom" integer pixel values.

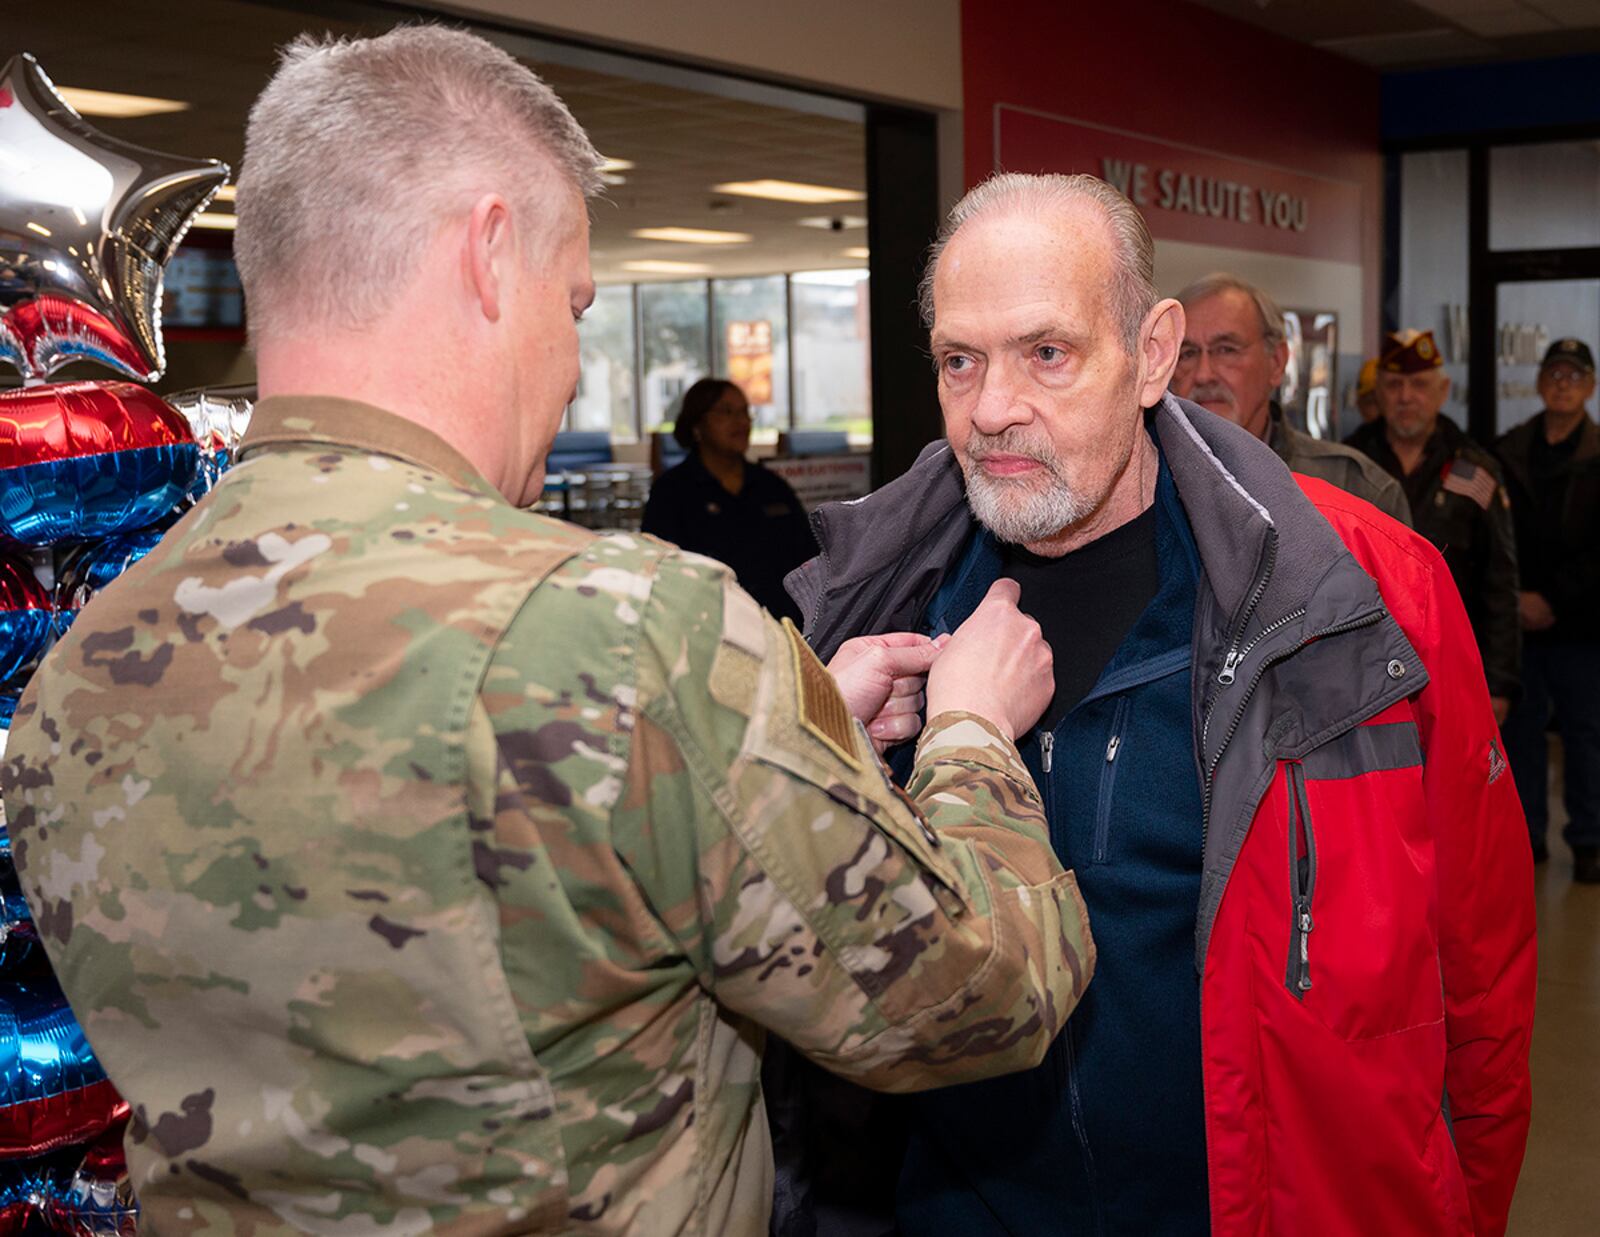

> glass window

[
  {"left": 712, "top": 276, "right": 790, "bottom": 431},
  {"left": 639, "top": 281, "right": 711, "bottom": 433},
  {"left": 567, "top": 284, "right": 637, "bottom": 440},
  {"left": 792, "top": 270, "right": 871, "bottom": 435},
  {"left": 1490, "top": 140, "right": 1600, "bottom": 252},
  {"left": 1399, "top": 149, "right": 1470, "bottom": 430},
  {"left": 1493, "top": 279, "right": 1600, "bottom": 435}
]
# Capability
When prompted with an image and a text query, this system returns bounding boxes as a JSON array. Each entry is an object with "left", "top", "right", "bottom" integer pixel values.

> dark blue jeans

[{"left": 1502, "top": 640, "right": 1600, "bottom": 851}]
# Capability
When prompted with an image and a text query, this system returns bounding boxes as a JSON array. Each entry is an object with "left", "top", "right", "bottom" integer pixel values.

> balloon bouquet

[{"left": 0, "top": 52, "right": 248, "bottom": 1234}]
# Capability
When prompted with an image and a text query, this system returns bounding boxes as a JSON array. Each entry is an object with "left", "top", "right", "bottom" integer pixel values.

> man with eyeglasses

[
  {"left": 1496, "top": 338, "right": 1600, "bottom": 881},
  {"left": 1168, "top": 273, "right": 1410, "bottom": 525},
  {"left": 1347, "top": 329, "right": 1522, "bottom": 724}
]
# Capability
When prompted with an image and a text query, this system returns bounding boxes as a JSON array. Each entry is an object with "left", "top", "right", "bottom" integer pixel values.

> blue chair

[
  {"left": 546, "top": 430, "right": 614, "bottom": 471},
  {"left": 777, "top": 430, "right": 851, "bottom": 457}
]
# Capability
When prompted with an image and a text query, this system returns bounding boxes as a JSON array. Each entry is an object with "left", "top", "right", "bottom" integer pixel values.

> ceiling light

[
  {"left": 57, "top": 86, "right": 191, "bottom": 119},
  {"left": 631, "top": 226, "right": 752, "bottom": 245},
  {"left": 793, "top": 268, "right": 871, "bottom": 287},
  {"left": 600, "top": 157, "right": 635, "bottom": 173},
  {"left": 213, "top": 184, "right": 237, "bottom": 202},
  {"left": 191, "top": 212, "right": 238, "bottom": 231},
  {"left": 601, "top": 173, "right": 628, "bottom": 186},
  {"left": 713, "top": 179, "right": 865, "bottom": 205},
  {"left": 798, "top": 215, "right": 868, "bottom": 230},
  {"left": 841, "top": 246, "right": 870, "bottom": 260},
  {"left": 622, "top": 259, "right": 712, "bottom": 275}
]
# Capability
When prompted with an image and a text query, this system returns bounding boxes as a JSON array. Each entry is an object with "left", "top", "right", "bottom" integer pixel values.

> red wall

[{"left": 961, "top": 0, "right": 1382, "bottom": 339}]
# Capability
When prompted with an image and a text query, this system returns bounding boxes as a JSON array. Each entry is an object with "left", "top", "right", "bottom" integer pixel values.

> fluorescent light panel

[
  {"left": 841, "top": 246, "right": 870, "bottom": 260},
  {"left": 798, "top": 214, "right": 868, "bottom": 230},
  {"left": 58, "top": 86, "right": 190, "bottom": 119},
  {"left": 622, "top": 259, "right": 711, "bottom": 275},
  {"left": 192, "top": 212, "right": 237, "bottom": 231},
  {"left": 630, "top": 226, "right": 752, "bottom": 245},
  {"left": 213, "top": 184, "right": 237, "bottom": 202},
  {"left": 600, "top": 157, "right": 634, "bottom": 173},
  {"left": 713, "top": 179, "right": 865, "bottom": 205}
]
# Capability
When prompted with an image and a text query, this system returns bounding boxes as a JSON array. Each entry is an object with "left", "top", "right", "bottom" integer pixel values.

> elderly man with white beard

[
  {"left": 770, "top": 173, "right": 1534, "bottom": 1237},
  {"left": 1167, "top": 272, "right": 1410, "bottom": 526}
]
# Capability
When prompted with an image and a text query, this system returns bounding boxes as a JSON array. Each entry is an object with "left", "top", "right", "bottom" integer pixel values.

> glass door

[{"left": 1493, "top": 279, "right": 1600, "bottom": 436}]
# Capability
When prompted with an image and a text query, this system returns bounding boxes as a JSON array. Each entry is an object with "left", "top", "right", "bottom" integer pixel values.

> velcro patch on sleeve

[{"left": 782, "top": 618, "right": 860, "bottom": 771}]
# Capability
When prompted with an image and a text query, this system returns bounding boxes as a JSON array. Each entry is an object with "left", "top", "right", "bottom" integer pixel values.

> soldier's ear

[{"left": 465, "top": 193, "right": 512, "bottom": 323}]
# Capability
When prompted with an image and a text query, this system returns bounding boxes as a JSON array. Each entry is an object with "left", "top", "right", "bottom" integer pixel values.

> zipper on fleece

[
  {"left": 1284, "top": 760, "right": 1317, "bottom": 997},
  {"left": 1092, "top": 698, "right": 1131, "bottom": 864}
]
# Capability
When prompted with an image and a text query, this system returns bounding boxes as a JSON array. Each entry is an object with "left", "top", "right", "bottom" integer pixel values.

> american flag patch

[
  {"left": 1441, "top": 461, "right": 1498, "bottom": 510},
  {"left": 1488, "top": 738, "right": 1508, "bottom": 785}
]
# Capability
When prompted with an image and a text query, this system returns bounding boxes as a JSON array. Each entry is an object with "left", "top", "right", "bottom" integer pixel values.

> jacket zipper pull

[
  {"left": 1040, "top": 732, "right": 1054, "bottom": 774},
  {"left": 1105, "top": 735, "right": 1120, "bottom": 762},
  {"left": 1295, "top": 897, "right": 1314, "bottom": 991},
  {"left": 1217, "top": 648, "right": 1242, "bottom": 685}
]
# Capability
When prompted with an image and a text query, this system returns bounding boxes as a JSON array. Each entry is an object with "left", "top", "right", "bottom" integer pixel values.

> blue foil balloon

[
  {"left": 0, "top": 980, "right": 113, "bottom": 1156},
  {"left": 52, "top": 529, "right": 165, "bottom": 635}
]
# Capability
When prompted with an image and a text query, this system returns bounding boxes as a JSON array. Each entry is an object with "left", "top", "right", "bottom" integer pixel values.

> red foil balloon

[
  {"left": 0, "top": 382, "right": 197, "bottom": 546},
  {"left": 0, "top": 553, "right": 50, "bottom": 684}
]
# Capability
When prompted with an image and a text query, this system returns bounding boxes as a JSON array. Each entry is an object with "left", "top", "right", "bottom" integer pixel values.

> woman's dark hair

[{"left": 671, "top": 378, "right": 740, "bottom": 451}]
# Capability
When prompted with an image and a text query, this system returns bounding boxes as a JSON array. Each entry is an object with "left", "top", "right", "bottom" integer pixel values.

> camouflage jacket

[{"left": 2, "top": 398, "right": 1093, "bottom": 1236}]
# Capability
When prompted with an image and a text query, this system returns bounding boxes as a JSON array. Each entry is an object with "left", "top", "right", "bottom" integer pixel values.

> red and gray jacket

[{"left": 785, "top": 395, "right": 1536, "bottom": 1236}]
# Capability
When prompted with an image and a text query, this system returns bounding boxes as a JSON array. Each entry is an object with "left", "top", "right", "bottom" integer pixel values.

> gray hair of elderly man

[
  {"left": 235, "top": 25, "right": 603, "bottom": 340},
  {"left": 1174, "top": 272, "right": 1287, "bottom": 346},
  {"left": 917, "top": 171, "right": 1159, "bottom": 353}
]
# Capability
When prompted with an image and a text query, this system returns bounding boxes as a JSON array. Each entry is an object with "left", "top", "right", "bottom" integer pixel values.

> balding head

[{"left": 920, "top": 173, "right": 1158, "bottom": 352}]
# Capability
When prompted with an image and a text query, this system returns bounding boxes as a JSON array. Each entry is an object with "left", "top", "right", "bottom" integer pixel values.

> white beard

[{"left": 962, "top": 464, "right": 1097, "bottom": 545}]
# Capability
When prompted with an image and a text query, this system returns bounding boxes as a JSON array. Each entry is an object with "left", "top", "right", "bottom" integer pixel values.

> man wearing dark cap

[
  {"left": 1347, "top": 329, "right": 1521, "bottom": 721},
  {"left": 1497, "top": 338, "right": 1600, "bottom": 880}
]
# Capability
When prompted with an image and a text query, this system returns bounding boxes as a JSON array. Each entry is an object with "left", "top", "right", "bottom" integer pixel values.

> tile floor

[{"left": 1506, "top": 754, "right": 1599, "bottom": 1236}]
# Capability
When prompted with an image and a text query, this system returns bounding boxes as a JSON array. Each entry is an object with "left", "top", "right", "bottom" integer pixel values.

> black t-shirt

[
  {"left": 1001, "top": 504, "right": 1160, "bottom": 728},
  {"left": 640, "top": 454, "right": 818, "bottom": 623}
]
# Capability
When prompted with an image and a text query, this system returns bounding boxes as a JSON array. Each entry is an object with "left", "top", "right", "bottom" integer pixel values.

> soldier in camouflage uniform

[{"left": 0, "top": 26, "right": 1093, "bottom": 1237}]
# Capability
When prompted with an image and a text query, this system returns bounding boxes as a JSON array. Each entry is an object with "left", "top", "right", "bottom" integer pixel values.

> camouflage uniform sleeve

[{"left": 613, "top": 550, "right": 1093, "bottom": 1093}]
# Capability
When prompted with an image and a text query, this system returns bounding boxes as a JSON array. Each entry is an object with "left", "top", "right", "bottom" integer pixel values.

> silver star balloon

[{"left": 0, "top": 52, "right": 228, "bottom": 384}]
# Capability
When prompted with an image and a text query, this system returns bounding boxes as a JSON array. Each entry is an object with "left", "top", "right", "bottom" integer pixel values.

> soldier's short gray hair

[
  {"left": 918, "top": 172, "right": 1158, "bottom": 353},
  {"left": 236, "top": 25, "right": 603, "bottom": 339},
  {"left": 1175, "top": 272, "right": 1286, "bottom": 346}
]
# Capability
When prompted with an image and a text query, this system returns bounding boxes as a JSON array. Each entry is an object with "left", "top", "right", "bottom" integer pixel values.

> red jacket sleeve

[
  {"left": 1410, "top": 541, "right": 1536, "bottom": 1236},
  {"left": 1306, "top": 478, "right": 1536, "bottom": 1236}
]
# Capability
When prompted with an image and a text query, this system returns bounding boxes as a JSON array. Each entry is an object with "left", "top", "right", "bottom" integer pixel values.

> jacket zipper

[
  {"left": 1284, "top": 760, "right": 1317, "bottom": 997},
  {"left": 1092, "top": 698, "right": 1130, "bottom": 864},
  {"left": 1061, "top": 1026, "right": 1104, "bottom": 1235},
  {"left": 1212, "top": 529, "right": 1279, "bottom": 686},
  {"left": 1040, "top": 730, "right": 1054, "bottom": 775}
]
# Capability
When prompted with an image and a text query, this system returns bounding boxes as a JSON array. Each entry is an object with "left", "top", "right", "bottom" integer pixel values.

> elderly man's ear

[{"left": 1139, "top": 298, "right": 1186, "bottom": 406}]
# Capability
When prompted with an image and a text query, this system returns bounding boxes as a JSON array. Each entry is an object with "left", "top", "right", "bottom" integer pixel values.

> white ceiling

[
  {"left": 9, "top": 0, "right": 867, "bottom": 285},
  {"left": 1185, "top": 0, "right": 1600, "bottom": 67}
]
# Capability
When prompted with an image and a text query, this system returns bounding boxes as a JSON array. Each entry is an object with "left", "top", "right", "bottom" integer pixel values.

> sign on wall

[
  {"left": 766, "top": 454, "right": 870, "bottom": 510},
  {"left": 996, "top": 107, "right": 1364, "bottom": 265},
  {"left": 726, "top": 319, "right": 774, "bottom": 405}
]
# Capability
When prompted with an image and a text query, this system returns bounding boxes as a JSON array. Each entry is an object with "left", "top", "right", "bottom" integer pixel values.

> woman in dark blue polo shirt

[{"left": 642, "top": 378, "right": 817, "bottom": 623}]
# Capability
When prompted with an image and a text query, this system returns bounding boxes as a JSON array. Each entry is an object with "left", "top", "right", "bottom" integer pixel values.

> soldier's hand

[
  {"left": 828, "top": 633, "right": 940, "bottom": 752},
  {"left": 927, "top": 579, "right": 1053, "bottom": 742}
]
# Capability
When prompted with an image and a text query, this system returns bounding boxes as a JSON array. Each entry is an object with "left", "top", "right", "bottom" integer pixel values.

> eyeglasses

[
  {"left": 1175, "top": 337, "right": 1266, "bottom": 369},
  {"left": 1541, "top": 366, "right": 1592, "bottom": 386}
]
